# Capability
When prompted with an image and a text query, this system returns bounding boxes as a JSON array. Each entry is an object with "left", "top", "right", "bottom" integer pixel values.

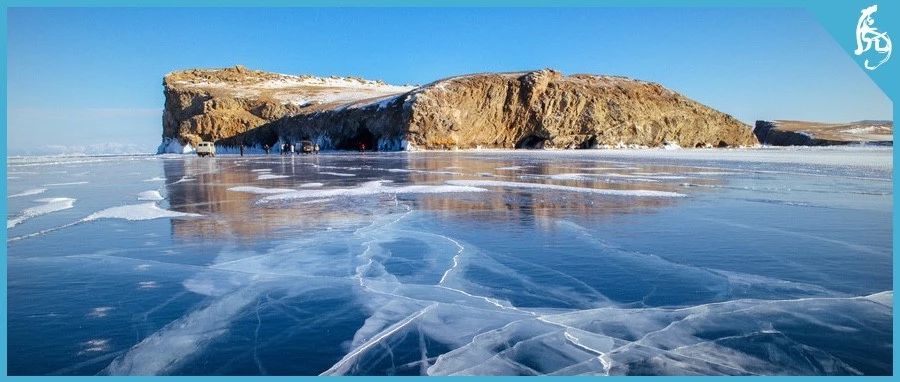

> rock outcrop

[
  {"left": 160, "top": 66, "right": 758, "bottom": 152},
  {"left": 754, "top": 120, "right": 893, "bottom": 146}
]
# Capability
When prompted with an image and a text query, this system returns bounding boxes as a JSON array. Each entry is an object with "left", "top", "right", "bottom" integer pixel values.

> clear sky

[{"left": 6, "top": 7, "right": 892, "bottom": 154}]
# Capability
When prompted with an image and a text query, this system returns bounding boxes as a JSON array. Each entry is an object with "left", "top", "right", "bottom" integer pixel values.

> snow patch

[
  {"left": 319, "top": 172, "right": 356, "bottom": 177},
  {"left": 257, "top": 174, "right": 290, "bottom": 180},
  {"left": 259, "top": 180, "right": 487, "bottom": 202},
  {"left": 9, "top": 188, "right": 47, "bottom": 198},
  {"left": 445, "top": 180, "right": 685, "bottom": 197},
  {"left": 84, "top": 203, "right": 200, "bottom": 221},
  {"left": 137, "top": 191, "right": 165, "bottom": 201},
  {"left": 45, "top": 181, "right": 88, "bottom": 186},
  {"left": 7, "top": 197, "right": 77, "bottom": 228},
  {"left": 228, "top": 186, "right": 297, "bottom": 195},
  {"left": 157, "top": 138, "right": 195, "bottom": 155}
]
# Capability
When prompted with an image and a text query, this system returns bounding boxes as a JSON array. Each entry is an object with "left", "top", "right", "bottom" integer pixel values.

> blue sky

[{"left": 6, "top": 7, "right": 892, "bottom": 154}]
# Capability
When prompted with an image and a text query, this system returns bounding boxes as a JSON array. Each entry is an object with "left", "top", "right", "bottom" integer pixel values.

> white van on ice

[{"left": 196, "top": 141, "right": 216, "bottom": 157}]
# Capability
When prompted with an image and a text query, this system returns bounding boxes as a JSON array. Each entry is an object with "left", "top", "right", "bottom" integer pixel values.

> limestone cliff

[{"left": 159, "top": 66, "right": 757, "bottom": 152}]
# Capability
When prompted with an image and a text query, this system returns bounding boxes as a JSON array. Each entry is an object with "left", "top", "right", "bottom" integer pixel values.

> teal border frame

[{"left": 0, "top": 1, "right": 896, "bottom": 379}]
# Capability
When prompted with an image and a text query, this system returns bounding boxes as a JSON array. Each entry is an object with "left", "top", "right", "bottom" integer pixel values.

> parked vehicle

[
  {"left": 300, "top": 140, "right": 317, "bottom": 154},
  {"left": 196, "top": 141, "right": 216, "bottom": 157}
]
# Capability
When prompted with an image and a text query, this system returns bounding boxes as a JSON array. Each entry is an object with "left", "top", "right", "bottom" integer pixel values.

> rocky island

[
  {"left": 753, "top": 120, "right": 893, "bottom": 146},
  {"left": 159, "top": 65, "right": 759, "bottom": 153}
]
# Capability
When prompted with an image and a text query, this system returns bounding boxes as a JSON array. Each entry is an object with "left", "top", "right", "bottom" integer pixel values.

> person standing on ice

[
  {"left": 239, "top": 143, "right": 244, "bottom": 156},
  {"left": 263, "top": 144, "right": 270, "bottom": 155}
]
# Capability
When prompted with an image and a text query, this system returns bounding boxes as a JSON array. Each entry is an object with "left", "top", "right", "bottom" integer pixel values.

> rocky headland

[
  {"left": 159, "top": 66, "right": 759, "bottom": 153},
  {"left": 753, "top": 120, "right": 893, "bottom": 146}
]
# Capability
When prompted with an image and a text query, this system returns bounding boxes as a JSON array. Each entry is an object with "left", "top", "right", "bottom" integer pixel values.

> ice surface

[
  {"left": 87, "top": 306, "right": 114, "bottom": 318},
  {"left": 427, "top": 292, "right": 891, "bottom": 376},
  {"left": 7, "top": 197, "right": 76, "bottom": 228},
  {"left": 5, "top": 149, "right": 893, "bottom": 376}
]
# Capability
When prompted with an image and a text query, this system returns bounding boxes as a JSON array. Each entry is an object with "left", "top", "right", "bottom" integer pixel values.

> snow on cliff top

[{"left": 167, "top": 66, "right": 417, "bottom": 107}]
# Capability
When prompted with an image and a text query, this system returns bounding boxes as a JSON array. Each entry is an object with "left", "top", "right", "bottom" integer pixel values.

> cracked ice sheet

[
  {"left": 193, "top": 222, "right": 889, "bottom": 374},
  {"left": 426, "top": 292, "right": 892, "bottom": 376},
  {"left": 7, "top": 151, "right": 892, "bottom": 376},
  {"left": 90, "top": 205, "right": 892, "bottom": 376}
]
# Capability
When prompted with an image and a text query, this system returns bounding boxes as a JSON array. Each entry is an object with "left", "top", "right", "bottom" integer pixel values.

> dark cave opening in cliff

[
  {"left": 578, "top": 135, "right": 599, "bottom": 149},
  {"left": 337, "top": 127, "right": 378, "bottom": 151},
  {"left": 515, "top": 134, "right": 547, "bottom": 149}
]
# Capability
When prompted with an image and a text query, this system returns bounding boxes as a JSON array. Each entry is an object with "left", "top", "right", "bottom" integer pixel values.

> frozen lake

[{"left": 5, "top": 148, "right": 893, "bottom": 375}]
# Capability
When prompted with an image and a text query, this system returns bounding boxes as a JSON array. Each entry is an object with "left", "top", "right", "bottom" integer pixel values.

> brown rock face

[
  {"left": 162, "top": 66, "right": 308, "bottom": 148},
  {"left": 160, "top": 67, "right": 757, "bottom": 152}
]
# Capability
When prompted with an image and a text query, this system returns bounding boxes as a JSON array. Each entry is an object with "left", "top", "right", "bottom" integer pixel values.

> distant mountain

[
  {"left": 9, "top": 142, "right": 153, "bottom": 156},
  {"left": 159, "top": 65, "right": 757, "bottom": 152}
]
